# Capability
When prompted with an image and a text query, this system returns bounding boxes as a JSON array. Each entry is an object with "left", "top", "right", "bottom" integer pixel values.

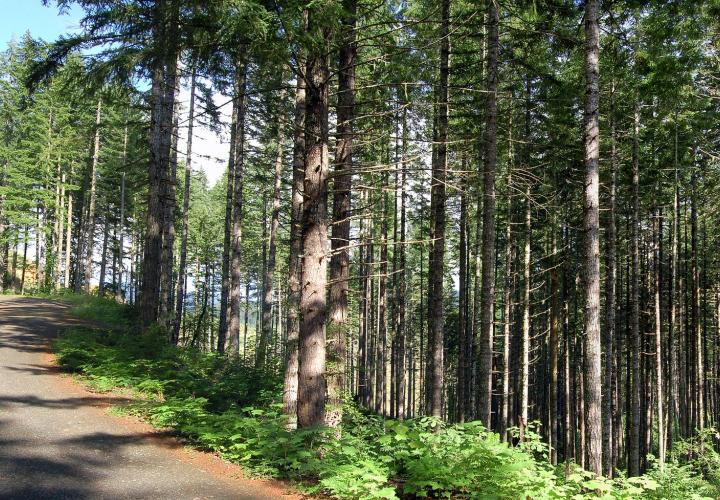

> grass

[{"left": 46, "top": 293, "right": 720, "bottom": 499}]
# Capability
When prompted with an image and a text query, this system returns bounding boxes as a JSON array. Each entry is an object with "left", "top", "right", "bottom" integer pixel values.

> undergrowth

[{"left": 51, "top": 295, "right": 720, "bottom": 499}]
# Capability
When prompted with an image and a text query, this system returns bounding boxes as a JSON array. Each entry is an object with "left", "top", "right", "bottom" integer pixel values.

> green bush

[{"left": 51, "top": 295, "right": 720, "bottom": 500}]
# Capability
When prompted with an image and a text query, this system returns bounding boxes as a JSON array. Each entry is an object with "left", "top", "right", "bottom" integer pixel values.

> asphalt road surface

[{"left": 0, "top": 296, "right": 291, "bottom": 499}]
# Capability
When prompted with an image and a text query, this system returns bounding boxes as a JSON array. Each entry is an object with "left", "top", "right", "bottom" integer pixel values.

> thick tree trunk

[
  {"left": 582, "top": 0, "right": 603, "bottom": 476},
  {"left": 140, "top": 0, "right": 179, "bottom": 325},
  {"left": 426, "top": 0, "right": 449, "bottom": 419},
  {"left": 477, "top": 0, "right": 499, "bottom": 427},
  {"left": 160, "top": 79, "right": 180, "bottom": 329},
  {"left": 297, "top": 17, "right": 330, "bottom": 428}
]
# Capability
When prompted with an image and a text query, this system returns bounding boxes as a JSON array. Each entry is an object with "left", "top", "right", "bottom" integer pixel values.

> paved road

[{"left": 0, "top": 296, "right": 290, "bottom": 499}]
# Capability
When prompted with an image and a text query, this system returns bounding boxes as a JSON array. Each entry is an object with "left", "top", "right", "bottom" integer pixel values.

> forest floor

[{"left": 0, "top": 295, "right": 299, "bottom": 499}]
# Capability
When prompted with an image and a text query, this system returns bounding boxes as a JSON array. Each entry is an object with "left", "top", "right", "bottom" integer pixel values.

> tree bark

[
  {"left": 140, "top": 0, "right": 179, "bottom": 325},
  {"left": 519, "top": 189, "right": 531, "bottom": 441},
  {"left": 603, "top": 80, "right": 617, "bottom": 477},
  {"left": 629, "top": 102, "right": 641, "bottom": 476},
  {"left": 173, "top": 67, "right": 196, "bottom": 343},
  {"left": 283, "top": 54, "right": 306, "bottom": 428},
  {"left": 297, "top": 15, "right": 330, "bottom": 428},
  {"left": 582, "top": 0, "right": 603, "bottom": 476},
  {"left": 477, "top": 0, "right": 499, "bottom": 427},
  {"left": 327, "top": 0, "right": 356, "bottom": 427},
  {"left": 98, "top": 217, "right": 109, "bottom": 295},
  {"left": 84, "top": 99, "right": 102, "bottom": 293},
  {"left": 258, "top": 88, "right": 287, "bottom": 369},
  {"left": 228, "top": 54, "right": 249, "bottom": 356},
  {"left": 426, "top": 0, "right": 450, "bottom": 419}
]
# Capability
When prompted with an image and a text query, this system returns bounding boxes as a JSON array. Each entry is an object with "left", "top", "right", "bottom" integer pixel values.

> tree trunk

[
  {"left": 395, "top": 95, "right": 408, "bottom": 420},
  {"left": 582, "top": 0, "right": 602, "bottom": 476},
  {"left": 297, "top": 15, "right": 330, "bottom": 428},
  {"left": 98, "top": 217, "right": 109, "bottom": 295},
  {"left": 691, "top": 163, "right": 704, "bottom": 432},
  {"left": 603, "top": 80, "right": 617, "bottom": 477},
  {"left": 84, "top": 99, "right": 102, "bottom": 293},
  {"left": 477, "top": 0, "right": 499, "bottom": 427},
  {"left": 160, "top": 79, "right": 180, "bottom": 328},
  {"left": 171, "top": 64, "right": 197, "bottom": 344},
  {"left": 117, "top": 125, "right": 128, "bottom": 302},
  {"left": 426, "top": 0, "right": 450, "bottom": 419},
  {"left": 140, "top": 0, "right": 179, "bottom": 325},
  {"left": 258, "top": 90, "right": 287, "bottom": 369},
  {"left": 64, "top": 166, "right": 74, "bottom": 289},
  {"left": 457, "top": 163, "right": 469, "bottom": 423},
  {"left": 327, "top": 0, "right": 356, "bottom": 427},
  {"left": 629, "top": 102, "right": 641, "bottom": 476},
  {"left": 283, "top": 54, "right": 306, "bottom": 428},
  {"left": 228, "top": 53, "right": 249, "bottom": 356},
  {"left": 655, "top": 207, "right": 666, "bottom": 468},
  {"left": 19, "top": 226, "right": 28, "bottom": 294},
  {"left": 519, "top": 189, "right": 531, "bottom": 441}
]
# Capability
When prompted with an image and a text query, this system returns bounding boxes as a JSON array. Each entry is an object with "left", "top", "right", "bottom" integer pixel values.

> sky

[
  {"left": 0, "top": 2, "right": 82, "bottom": 43},
  {"left": 0, "top": 1, "right": 230, "bottom": 186},
  {"left": 1, "top": 1, "right": 230, "bottom": 286}
]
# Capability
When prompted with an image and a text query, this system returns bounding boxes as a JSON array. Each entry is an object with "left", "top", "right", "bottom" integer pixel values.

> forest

[{"left": 2, "top": 0, "right": 720, "bottom": 498}]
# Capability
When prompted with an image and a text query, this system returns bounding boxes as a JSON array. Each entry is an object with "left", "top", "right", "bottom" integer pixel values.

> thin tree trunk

[
  {"left": 327, "top": 0, "right": 356, "bottom": 427},
  {"left": 84, "top": 99, "right": 102, "bottom": 293},
  {"left": 172, "top": 68, "right": 196, "bottom": 342},
  {"left": 603, "top": 80, "right": 617, "bottom": 477},
  {"left": 395, "top": 96, "right": 408, "bottom": 420},
  {"left": 669, "top": 122, "right": 680, "bottom": 448},
  {"left": 117, "top": 168, "right": 126, "bottom": 302},
  {"left": 477, "top": 0, "right": 499, "bottom": 427},
  {"left": 55, "top": 170, "right": 65, "bottom": 289},
  {"left": 98, "top": 217, "right": 109, "bottom": 295},
  {"left": 64, "top": 167, "right": 74, "bottom": 289},
  {"left": 283, "top": 53, "right": 306, "bottom": 428},
  {"left": 691, "top": 163, "right": 704, "bottom": 432},
  {"left": 259, "top": 88, "right": 287, "bottom": 369},
  {"left": 457, "top": 163, "right": 469, "bottom": 423},
  {"left": 655, "top": 207, "right": 666, "bottom": 468},
  {"left": 629, "top": 102, "right": 641, "bottom": 476},
  {"left": 228, "top": 54, "right": 249, "bottom": 356},
  {"left": 20, "top": 226, "right": 28, "bottom": 294},
  {"left": 519, "top": 189, "right": 531, "bottom": 441}
]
